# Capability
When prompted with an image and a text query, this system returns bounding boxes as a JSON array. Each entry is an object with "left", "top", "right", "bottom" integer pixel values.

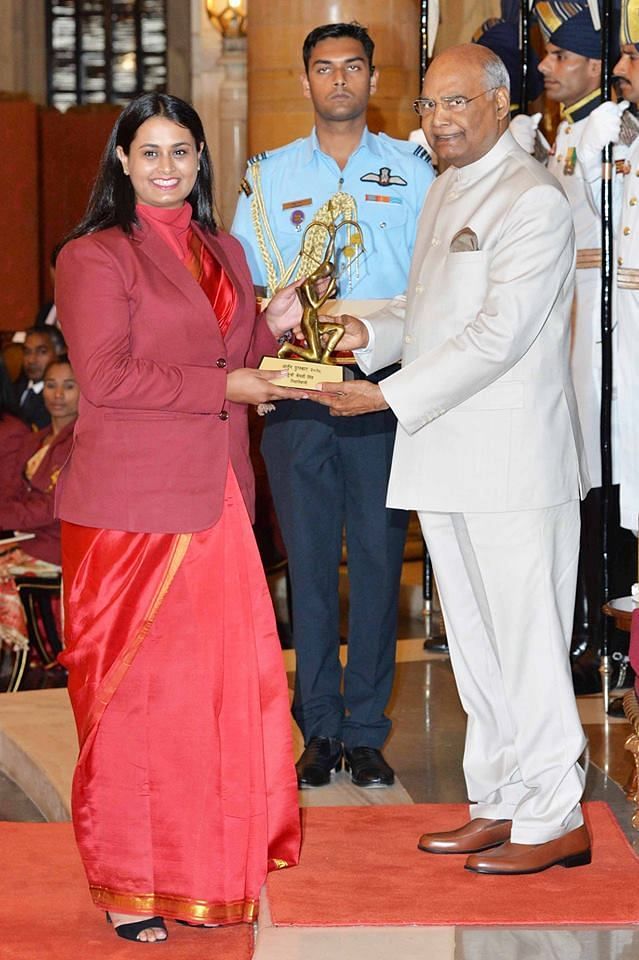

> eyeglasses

[{"left": 412, "top": 88, "right": 499, "bottom": 117}]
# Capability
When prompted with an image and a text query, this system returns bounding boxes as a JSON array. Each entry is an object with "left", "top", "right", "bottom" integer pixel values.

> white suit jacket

[{"left": 357, "top": 130, "right": 591, "bottom": 514}]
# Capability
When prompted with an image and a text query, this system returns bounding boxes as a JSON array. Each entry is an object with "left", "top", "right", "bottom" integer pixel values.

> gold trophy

[{"left": 260, "top": 203, "right": 364, "bottom": 389}]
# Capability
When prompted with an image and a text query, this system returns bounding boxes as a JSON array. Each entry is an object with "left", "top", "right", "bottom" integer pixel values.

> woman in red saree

[{"left": 55, "top": 93, "right": 302, "bottom": 943}]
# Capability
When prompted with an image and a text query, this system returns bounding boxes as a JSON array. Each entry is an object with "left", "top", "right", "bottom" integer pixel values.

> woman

[
  {"left": 55, "top": 93, "right": 302, "bottom": 943},
  {"left": 0, "top": 359, "right": 78, "bottom": 652}
]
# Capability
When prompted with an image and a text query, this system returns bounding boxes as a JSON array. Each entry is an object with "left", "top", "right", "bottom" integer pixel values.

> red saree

[{"left": 59, "top": 205, "right": 300, "bottom": 923}]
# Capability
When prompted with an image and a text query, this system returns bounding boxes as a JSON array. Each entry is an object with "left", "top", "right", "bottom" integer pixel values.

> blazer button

[
  {"left": 216, "top": 358, "right": 227, "bottom": 368},
  {"left": 219, "top": 411, "right": 229, "bottom": 421}
]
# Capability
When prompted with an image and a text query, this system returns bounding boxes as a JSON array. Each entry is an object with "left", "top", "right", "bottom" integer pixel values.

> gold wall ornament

[{"left": 205, "top": 0, "right": 247, "bottom": 38}]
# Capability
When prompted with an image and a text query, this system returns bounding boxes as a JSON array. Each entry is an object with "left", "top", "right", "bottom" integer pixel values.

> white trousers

[{"left": 419, "top": 501, "right": 586, "bottom": 844}]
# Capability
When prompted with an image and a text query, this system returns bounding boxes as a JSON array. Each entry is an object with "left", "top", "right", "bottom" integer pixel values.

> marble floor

[
  {"left": 1, "top": 555, "right": 638, "bottom": 958},
  {"left": 0, "top": 768, "right": 44, "bottom": 822}
]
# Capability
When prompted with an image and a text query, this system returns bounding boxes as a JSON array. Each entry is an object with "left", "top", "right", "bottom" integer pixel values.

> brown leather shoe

[
  {"left": 464, "top": 824, "right": 591, "bottom": 875},
  {"left": 417, "top": 818, "right": 511, "bottom": 854}
]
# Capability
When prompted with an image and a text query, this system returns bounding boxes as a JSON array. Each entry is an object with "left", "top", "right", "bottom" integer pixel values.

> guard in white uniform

[
  {"left": 521, "top": 3, "right": 634, "bottom": 667},
  {"left": 578, "top": 0, "right": 639, "bottom": 536},
  {"left": 536, "top": 3, "right": 606, "bottom": 489}
]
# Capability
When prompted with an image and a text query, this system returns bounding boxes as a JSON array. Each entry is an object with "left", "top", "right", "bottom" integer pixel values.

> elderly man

[{"left": 315, "top": 44, "right": 592, "bottom": 875}]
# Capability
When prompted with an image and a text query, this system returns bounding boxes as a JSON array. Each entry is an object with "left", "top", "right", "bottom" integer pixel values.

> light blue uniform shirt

[{"left": 231, "top": 127, "right": 434, "bottom": 298}]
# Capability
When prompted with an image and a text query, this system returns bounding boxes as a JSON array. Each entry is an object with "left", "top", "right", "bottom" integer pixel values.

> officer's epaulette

[
  {"left": 247, "top": 151, "right": 268, "bottom": 165},
  {"left": 413, "top": 145, "right": 432, "bottom": 164}
]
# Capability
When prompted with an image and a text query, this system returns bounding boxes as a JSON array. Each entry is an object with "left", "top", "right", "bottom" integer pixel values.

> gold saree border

[
  {"left": 90, "top": 885, "right": 258, "bottom": 923},
  {"left": 89, "top": 857, "right": 293, "bottom": 922},
  {"left": 78, "top": 532, "right": 192, "bottom": 749}
]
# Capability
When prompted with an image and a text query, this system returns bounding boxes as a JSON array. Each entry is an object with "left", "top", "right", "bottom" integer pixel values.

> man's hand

[
  {"left": 322, "top": 313, "right": 370, "bottom": 352},
  {"left": 311, "top": 380, "right": 387, "bottom": 417},
  {"left": 509, "top": 112, "right": 542, "bottom": 154},
  {"left": 579, "top": 100, "right": 629, "bottom": 178},
  {"left": 225, "top": 367, "right": 307, "bottom": 405}
]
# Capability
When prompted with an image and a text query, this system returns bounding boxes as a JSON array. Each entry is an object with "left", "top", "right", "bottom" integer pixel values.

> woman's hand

[
  {"left": 225, "top": 368, "right": 306, "bottom": 405},
  {"left": 263, "top": 275, "right": 333, "bottom": 339},
  {"left": 264, "top": 282, "right": 304, "bottom": 339}
]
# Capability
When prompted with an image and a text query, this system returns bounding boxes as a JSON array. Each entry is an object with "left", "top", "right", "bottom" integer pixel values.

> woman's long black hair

[{"left": 64, "top": 92, "right": 216, "bottom": 243}]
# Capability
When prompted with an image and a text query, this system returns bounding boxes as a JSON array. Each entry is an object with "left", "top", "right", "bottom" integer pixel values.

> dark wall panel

[
  {"left": 39, "top": 105, "right": 121, "bottom": 302},
  {"left": 0, "top": 99, "right": 39, "bottom": 332}
]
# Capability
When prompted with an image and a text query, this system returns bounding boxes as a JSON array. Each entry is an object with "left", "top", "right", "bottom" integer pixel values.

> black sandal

[{"left": 106, "top": 912, "right": 168, "bottom": 942}]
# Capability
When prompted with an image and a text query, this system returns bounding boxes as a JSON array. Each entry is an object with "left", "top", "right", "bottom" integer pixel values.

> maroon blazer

[
  {"left": 0, "top": 421, "right": 75, "bottom": 564},
  {"left": 0, "top": 413, "right": 31, "bottom": 491},
  {"left": 55, "top": 221, "right": 278, "bottom": 533}
]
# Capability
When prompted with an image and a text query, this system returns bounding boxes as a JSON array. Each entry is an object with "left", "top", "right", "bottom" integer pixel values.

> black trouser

[{"left": 261, "top": 395, "right": 407, "bottom": 750}]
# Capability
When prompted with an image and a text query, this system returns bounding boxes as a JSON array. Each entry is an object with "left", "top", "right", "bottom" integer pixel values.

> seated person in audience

[
  {"left": 13, "top": 327, "right": 66, "bottom": 429},
  {"left": 34, "top": 245, "right": 62, "bottom": 330},
  {"left": 11, "top": 246, "right": 62, "bottom": 344},
  {"left": 0, "top": 359, "right": 78, "bottom": 651},
  {"left": 0, "top": 354, "right": 30, "bottom": 486}
]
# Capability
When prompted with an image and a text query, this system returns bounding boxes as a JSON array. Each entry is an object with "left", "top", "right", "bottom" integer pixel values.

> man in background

[
  {"left": 232, "top": 22, "right": 433, "bottom": 789},
  {"left": 577, "top": 0, "right": 639, "bottom": 537},
  {"left": 14, "top": 327, "right": 66, "bottom": 429},
  {"left": 515, "top": 2, "right": 634, "bottom": 675}
]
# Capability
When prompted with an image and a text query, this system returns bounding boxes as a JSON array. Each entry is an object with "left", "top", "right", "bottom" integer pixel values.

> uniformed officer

[
  {"left": 515, "top": 3, "right": 634, "bottom": 667},
  {"left": 577, "top": 0, "right": 639, "bottom": 538},
  {"left": 474, "top": 16, "right": 544, "bottom": 115},
  {"left": 232, "top": 22, "right": 433, "bottom": 789}
]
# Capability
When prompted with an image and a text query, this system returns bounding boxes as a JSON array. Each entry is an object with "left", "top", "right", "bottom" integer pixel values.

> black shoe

[
  {"left": 296, "top": 736, "right": 343, "bottom": 788},
  {"left": 344, "top": 746, "right": 395, "bottom": 788}
]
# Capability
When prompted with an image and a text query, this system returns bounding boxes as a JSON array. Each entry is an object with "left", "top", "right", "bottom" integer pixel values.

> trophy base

[{"left": 259, "top": 355, "right": 344, "bottom": 389}]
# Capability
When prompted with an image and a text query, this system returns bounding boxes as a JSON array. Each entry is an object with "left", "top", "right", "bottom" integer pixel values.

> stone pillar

[
  {"left": 0, "top": 0, "right": 46, "bottom": 103},
  {"left": 191, "top": 0, "right": 226, "bottom": 220},
  {"left": 192, "top": 2, "right": 248, "bottom": 229},
  {"left": 247, "top": 0, "right": 423, "bottom": 154},
  {"left": 433, "top": 0, "right": 501, "bottom": 55},
  {"left": 167, "top": 0, "right": 193, "bottom": 102},
  {"left": 217, "top": 38, "right": 248, "bottom": 229}
]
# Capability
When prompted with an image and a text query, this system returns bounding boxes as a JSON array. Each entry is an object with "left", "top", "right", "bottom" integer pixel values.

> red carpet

[
  {"left": 0, "top": 823, "right": 253, "bottom": 959},
  {"left": 267, "top": 802, "right": 639, "bottom": 926}
]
